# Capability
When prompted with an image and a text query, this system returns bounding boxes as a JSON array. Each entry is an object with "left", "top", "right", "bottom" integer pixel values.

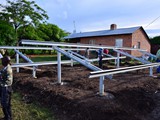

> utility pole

[{"left": 73, "top": 21, "right": 76, "bottom": 33}]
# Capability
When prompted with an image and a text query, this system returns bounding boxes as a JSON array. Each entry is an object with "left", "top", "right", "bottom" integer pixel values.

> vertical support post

[
  {"left": 114, "top": 59, "right": 117, "bottom": 65},
  {"left": 71, "top": 53, "right": 73, "bottom": 67},
  {"left": 149, "top": 67, "right": 153, "bottom": 76},
  {"left": 116, "top": 52, "right": 120, "bottom": 68},
  {"left": 33, "top": 66, "right": 37, "bottom": 78},
  {"left": 99, "top": 76, "right": 104, "bottom": 96},
  {"left": 57, "top": 52, "right": 62, "bottom": 84},
  {"left": 16, "top": 51, "right": 19, "bottom": 72},
  {"left": 87, "top": 49, "right": 90, "bottom": 58}
]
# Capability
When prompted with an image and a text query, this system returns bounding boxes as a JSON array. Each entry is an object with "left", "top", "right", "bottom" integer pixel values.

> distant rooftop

[{"left": 64, "top": 26, "right": 142, "bottom": 39}]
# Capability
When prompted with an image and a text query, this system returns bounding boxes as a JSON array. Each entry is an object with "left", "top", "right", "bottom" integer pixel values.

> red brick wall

[
  {"left": 78, "top": 29, "right": 150, "bottom": 57},
  {"left": 80, "top": 34, "right": 132, "bottom": 55},
  {"left": 132, "top": 29, "right": 150, "bottom": 56},
  {"left": 80, "top": 35, "right": 132, "bottom": 46}
]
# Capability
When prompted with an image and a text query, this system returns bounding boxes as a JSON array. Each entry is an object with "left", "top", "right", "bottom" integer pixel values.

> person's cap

[
  {"left": 0, "top": 49, "right": 6, "bottom": 55},
  {"left": 2, "top": 56, "right": 11, "bottom": 64}
]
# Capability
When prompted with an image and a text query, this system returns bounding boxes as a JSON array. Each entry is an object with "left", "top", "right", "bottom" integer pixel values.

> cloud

[
  {"left": 63, "top": 11, "right": 68, "bottom": 19},
  {"left": 146, "top": 29, "right": 160, "bottom": 37},
  {"left": 0, "top": 0, "right": 159, "bottom": 37}
]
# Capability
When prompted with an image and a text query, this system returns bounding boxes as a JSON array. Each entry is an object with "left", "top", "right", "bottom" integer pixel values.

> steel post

[
  {"left": 57, "top": 52, "right": 62, "bottom": 84},
  {"left": 99, "top": 76, "right": 104, "bottom": 96},
  {"left": 116, "top": 52, "right": 120, "bottom": 68},
  {"left": 16, "top": 52, "right": 19, "bottom": 72}
]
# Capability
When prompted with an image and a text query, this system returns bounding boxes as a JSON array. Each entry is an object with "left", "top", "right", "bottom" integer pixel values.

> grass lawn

[
  {"left": 0, "top": 55, "right": 59, "bottom": 120},
  {"left": 0, "top": 92, "right": 56, "bottom": 120}
]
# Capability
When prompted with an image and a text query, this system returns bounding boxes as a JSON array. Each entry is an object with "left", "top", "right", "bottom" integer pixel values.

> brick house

[{"left": 64, "top": 24, "right": 151, "bottom": 57}]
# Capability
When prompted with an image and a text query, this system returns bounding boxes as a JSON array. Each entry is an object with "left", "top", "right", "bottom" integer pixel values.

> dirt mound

[{"left": 13, "top": 65, "right": 160, "bottom": 120}]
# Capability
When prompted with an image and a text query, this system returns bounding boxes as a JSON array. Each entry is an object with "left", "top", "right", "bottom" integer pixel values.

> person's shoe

[
  {"left": 0, "top": 117, "right": 12, "bottom": 120},
  {"left": 0, "top": 117, "right": 6, "bottom": 120},
  {"left": 153, "top": 75, "right": 158, "bottom": 78}
]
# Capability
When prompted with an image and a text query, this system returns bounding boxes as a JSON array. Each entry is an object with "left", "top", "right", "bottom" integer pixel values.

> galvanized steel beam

[
  {"left": 89, "top": 62, "right": 160, "bottom": 78},
  {"left": 21, "top": 39, "right": 147, "bottom": 51}
]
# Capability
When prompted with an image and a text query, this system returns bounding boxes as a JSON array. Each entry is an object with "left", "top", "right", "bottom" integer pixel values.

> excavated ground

[{"left": 11, "top": 63, "right": 160, "bottom": 120}]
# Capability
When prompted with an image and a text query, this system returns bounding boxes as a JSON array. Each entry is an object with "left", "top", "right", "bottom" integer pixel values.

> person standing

[
  {"left": 98, "top": 44, "right": 103, "bottom": 68},
  {"left": 0, "top": 56, "right": 13, "bottom": 120},
  {"left": 85, "top": 48, "right": 89, "bottom": 58},
  {"left": 156, "top": 47, "right": 160, "bottom": 73}
]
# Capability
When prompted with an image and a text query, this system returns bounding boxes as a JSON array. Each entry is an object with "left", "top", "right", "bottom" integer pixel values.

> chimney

[{"left": 110, "top": 24, "right": 117, "bottom": 30}]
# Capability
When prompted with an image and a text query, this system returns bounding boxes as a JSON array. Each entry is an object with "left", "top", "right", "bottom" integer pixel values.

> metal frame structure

[
  {"left": 19, "top": 39, "right": 156, "bottom": 95},
  {"left": 113, "top": 49, "right": 154, "bottom": 76},
  {"left": 21, "top": 39, "right": 147, "bottom": 51},
  {"left": 14, "top": 49, "right": 37, "bottom": 78},
  {"left": 0, "top": 39, "right": 157, "bottom": 96},
  {"left": 139, "top": 50, "right": 157, "bottom": 60}
]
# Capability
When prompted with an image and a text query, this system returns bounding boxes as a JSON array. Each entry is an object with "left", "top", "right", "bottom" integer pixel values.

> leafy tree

[
  {"left": 36, "top": 23, "right": 68, "bottom": 42},
  {"left": 0, "top": 20, "right": 16, "bottom": 45},
  {"left": 18, "top": 24, "right": 40, "bottom": 40},
  {"left": 0, "top": 0, "right": 49, "bottom": 43},
  {"left": 150, "top": 36, "right": 160, "bottom": 44}
]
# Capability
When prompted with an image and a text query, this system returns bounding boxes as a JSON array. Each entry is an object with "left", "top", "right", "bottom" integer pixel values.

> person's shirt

[
  {"left": 0, "top": 64, "right": 13, "bottom": 87},
  {"left": 156, "top": 49, "right": 160, "bottom": 60},
  {"left": 98, "top": 48, "right": 103, "bottom": 57},
  {"left": 103, "top": 49, "right": 109, "bottom": 54},
  {"left": 0, "top": 53, "right": 3, "bottom": 59}
]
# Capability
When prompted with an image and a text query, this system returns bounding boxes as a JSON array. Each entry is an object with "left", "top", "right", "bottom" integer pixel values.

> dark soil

[{"left": 12, "top": 64, "right": 160, "bottom": 120}]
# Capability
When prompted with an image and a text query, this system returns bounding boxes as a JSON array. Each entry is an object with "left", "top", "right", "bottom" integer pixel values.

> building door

[
  {"left": 115, "top": 39, "right": 123, "bottom": 47},
  {"left": 89, "top": 40, "right": 95, "bottom": 45}
]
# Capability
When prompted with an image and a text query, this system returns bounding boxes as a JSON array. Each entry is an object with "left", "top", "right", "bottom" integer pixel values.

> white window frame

[
  {"left": 115, "top": 39, "right": 123, "bottom": 47},
  {"left": 89, "top": 40, "right": 95, "bottom": 45}
]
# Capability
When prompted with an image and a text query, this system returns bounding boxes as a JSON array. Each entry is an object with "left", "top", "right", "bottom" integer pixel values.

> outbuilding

[{"left": 64, "top": 24, "right": 150, "bottom": 56}]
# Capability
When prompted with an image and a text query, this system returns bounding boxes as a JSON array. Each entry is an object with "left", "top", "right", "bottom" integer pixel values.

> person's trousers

[
  {"left": 1, "top": 86, "right": 12, "bottom": 120},
  {"left": 99, "top": 56, "right": 103, "bottom": 68},
  {"left": 156, "top": 59, "right": 160, "bottom": 73}
]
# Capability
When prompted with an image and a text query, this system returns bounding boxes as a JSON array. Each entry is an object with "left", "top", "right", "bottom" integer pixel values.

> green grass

[
  {"left": 29, "top": 55, "right": 69, "bottom": 62},
  {"left": 30, "top": 56, "right": 56, "bottom": 62},
  {"left": 0, "top": 92, "right": 56, "bottom": 120}
]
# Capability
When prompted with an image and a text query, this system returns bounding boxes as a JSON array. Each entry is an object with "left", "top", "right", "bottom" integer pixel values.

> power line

[{"left": 145, "top": 15, "right": 160, "bottom": 28}]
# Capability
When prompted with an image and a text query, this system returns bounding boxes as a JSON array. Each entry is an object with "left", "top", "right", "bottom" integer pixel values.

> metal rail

[
  {"left": 0, "top": 46, "right": 53, "bottom": 50},
  {"left": 139, "top": 50, "right": 157, "bottom": 59},
  {"left": 14, "top": 49, "right": 37, "bottom": 78},
  {"left": 113, "top": 49, "right": 151, "bottom": 64},
  {"left": 53, "top": 46, "right": 102, "bottom": 71},
  {"left": 89, "top": 62, "right": 160, "bottom": 78},
  {"left": 91, "top": 62, "right": 159, "bottom": 74},
  {"left": 11, "top": 61, "right": 58, "bottom": 67},
  {"left": 21, "top": 39, "right": 147, "bottom": 51}
]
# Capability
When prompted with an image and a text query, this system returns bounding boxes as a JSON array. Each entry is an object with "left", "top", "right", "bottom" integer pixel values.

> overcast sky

[{"left": 1, "top": 0, "right": 160, "bottom": 37}]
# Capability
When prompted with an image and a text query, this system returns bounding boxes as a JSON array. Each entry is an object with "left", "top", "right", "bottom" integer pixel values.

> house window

[
  {"left": 89, "top": 40, "right": 95, "bottom": 45},
  {"left": 137, "top": 42, "right": 140, "bottom": 49},
  {"left": 115, "top": 39, "right": 123, "bottom": 47},
  {"left": 76, "top": 42, "right": 80, "bottom": 53}
]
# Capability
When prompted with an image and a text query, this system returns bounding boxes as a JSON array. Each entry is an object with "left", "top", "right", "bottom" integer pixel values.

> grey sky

[{"left": 1, "top": 0, "right": 160, "bottom": 37}]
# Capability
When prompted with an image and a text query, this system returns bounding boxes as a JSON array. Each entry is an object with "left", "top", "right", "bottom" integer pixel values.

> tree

[
  {"left": 18, "top": 24, "right": 40, "bottom": 40},
  {"left": 0, "top": 20, "right": 16, "bottom": 45},
  {"left": 36, "top": 23, "right": 69, "bottom": 42},
  {"left": 150, "top": 36, "right": 160, "bottom": 44},
  {"left": 0, "top": 0, "right": 49, "bottom": 43}
]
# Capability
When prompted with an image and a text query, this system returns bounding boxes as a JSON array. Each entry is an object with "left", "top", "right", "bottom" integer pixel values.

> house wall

[
  {"left": 132, "top": 29, "right": 151, "bottom": 56},
  {"left": 80, "top": 34, "right": 132, "bottom": 46},
  {"left": 78, "top": 29, "right": 150, "bottom": 57},
  {"left": 80, "top": 34, "right": 133, "bottom": 55}
]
